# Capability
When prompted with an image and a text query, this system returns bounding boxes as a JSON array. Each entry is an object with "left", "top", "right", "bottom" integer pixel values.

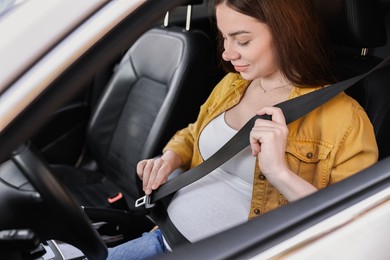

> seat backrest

[
  {"left": 86, "top": 24, "right": 215, "bottom": 196},
  {"left": 314, "top": 0, "right": 390, "bottom": 160}
]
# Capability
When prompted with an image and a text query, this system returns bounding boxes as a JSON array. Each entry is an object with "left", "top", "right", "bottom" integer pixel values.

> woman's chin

[{"left": 237, "top": 72, "right": 253, "bottom": 80}]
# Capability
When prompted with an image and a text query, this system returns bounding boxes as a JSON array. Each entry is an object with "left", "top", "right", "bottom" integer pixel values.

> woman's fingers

[
  {"left": 250, "top": 107, "right": 286, "bottom": 155},
  {"left": 145, "top": 158, "right": 164, "bottom": 194},
  {"left": 152, "top": 164, "right": 170, "bottom": 190},
  {"left": 257, "top": 107, "right": 286, "bottom": 124},
  {"left": 142, "top": 159, "right": 155, "bottom": 194},
  {"left": 136, "top": 160, "right": 147, "bottom": 180},
  {"left": 250, "top": 125, "right": 285, "bottom": 156},
  {"left": 136, "top": 158, "right": 171, "bottom": 195},
  {"left": 249, "top": 107, "right": 289, "bottom": 174},
  {"left": 249, "top": 129, "right": 262, "bottom": 156}
]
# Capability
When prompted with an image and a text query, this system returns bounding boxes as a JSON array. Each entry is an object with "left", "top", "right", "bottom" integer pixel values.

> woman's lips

[{"left": 234, "top": 65, "right": 248, "bottom": 72}]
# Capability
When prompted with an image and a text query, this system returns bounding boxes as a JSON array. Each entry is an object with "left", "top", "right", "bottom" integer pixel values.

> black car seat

[
  {"left": 53, "top": 1, "right": 215, "bottom": 220},
  {"left": 314, "top": 0, "right": 390, "bottom": 160}
]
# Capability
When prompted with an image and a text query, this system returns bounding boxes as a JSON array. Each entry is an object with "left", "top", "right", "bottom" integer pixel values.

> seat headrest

[{"left": 314, "top": 0, "right": 387, "bottom": 48}]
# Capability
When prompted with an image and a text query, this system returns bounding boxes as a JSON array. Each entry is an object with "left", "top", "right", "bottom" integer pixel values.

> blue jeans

[{"left": 107, "top": 229, "right": 167, "bottom": 260}]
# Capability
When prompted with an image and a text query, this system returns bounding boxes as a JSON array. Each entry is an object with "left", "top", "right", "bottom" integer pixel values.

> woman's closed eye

[{"left": 237, "top": 41, "right": 250, "bottom": 46}]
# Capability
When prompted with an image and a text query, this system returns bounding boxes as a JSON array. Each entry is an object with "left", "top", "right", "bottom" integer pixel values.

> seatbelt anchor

[{"left": 135, "top": 195, "right": 155, "bottom": 209}]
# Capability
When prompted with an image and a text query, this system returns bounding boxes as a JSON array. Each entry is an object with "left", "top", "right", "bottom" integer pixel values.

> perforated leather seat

[{"left": 315, "top": 0, "right": 390, "bottom": 159}]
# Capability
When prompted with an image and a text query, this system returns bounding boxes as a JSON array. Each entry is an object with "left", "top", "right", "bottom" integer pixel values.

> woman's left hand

[{"left": 250, "top": 107, "right": 289, "bottom": 176}]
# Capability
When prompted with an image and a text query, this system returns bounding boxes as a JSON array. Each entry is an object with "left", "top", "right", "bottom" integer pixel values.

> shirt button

[
  {"left": 259, "top": 174, "right": 266, "bottom": 180},
  {"left": 306, "top": 152, "right": 314, "bottom": 159},
  {"left": 254, "top": 208, "right": 261, "bottom": 215}
]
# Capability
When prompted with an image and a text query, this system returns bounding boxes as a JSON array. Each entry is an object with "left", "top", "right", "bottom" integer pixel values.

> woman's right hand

[{"left": 136, "top": 150, "right": 182, "bottom": 195}]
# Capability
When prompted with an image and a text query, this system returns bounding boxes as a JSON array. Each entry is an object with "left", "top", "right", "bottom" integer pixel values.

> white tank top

[{"left": 167, "top": 112, "right": 255, "bottom": 243}]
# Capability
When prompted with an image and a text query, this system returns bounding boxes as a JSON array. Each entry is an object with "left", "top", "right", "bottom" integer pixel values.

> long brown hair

[{"left": 212, "top": 0, "right": 335, "bottom": 87}]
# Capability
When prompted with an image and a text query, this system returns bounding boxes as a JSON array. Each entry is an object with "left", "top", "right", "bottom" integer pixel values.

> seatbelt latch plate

[{"left": 135, "top": 195, "right": 155, "bottom": 209}]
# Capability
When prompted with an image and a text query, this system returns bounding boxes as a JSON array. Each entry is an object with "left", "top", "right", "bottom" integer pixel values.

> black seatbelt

[
  {"left": 137, "top": 56, "right": 390, "bottom": 208},
  {"left": 136, "top": 56, "right": 390, "bottom": 247}
]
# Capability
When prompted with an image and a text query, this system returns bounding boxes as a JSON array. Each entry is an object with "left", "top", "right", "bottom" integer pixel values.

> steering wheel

[{"left": 11, "top": 143, "right": 107, "bottom": 260}]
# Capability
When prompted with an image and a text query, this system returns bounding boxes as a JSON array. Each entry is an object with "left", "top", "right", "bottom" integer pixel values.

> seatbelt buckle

[
  {"left": 135, "top": 195, "right": 155, "bottom": 209},
  {"left": 108, "top": 192, "right": 130, "bottom": 211}
]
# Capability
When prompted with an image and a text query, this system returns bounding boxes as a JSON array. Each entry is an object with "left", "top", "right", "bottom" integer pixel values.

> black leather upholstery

[
  {"left": 315, "top": 0, "right": 390, "bottom": 159},
  {"left": 314, "top": 0, "right": 386, "bottom": 47},
  {"left": 55, "top": 26, "right": 215, "bottom": 214}
]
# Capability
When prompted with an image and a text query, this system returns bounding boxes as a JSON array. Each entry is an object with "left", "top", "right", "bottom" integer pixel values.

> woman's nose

[{"left": 222, "top": 42, "right": 240, "bottom": 61}]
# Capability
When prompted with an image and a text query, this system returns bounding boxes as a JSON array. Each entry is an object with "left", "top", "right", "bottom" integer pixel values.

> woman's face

[{"left": 216, "top": 3, "right": 279, "bottom": 80}]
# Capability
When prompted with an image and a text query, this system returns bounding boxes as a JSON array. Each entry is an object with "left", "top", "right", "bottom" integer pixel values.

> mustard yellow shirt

[{"left": 163, "top": 73, "right": 378, "bottom": 219}]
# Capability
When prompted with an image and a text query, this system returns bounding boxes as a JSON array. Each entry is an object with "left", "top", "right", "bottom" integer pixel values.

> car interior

[
  {"left": 318, "top": 0, "right": 390, "bottom": 160},
  {"left": 47, "top": 1, "right": 220, "bottom": 242},
  {"left": 0, "top": 0, "right": 390, "bottom": 259}
]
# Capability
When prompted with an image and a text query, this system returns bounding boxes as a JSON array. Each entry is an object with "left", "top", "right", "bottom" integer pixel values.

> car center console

[{"left": 0, "top": 229, "right": 85, "bottom": 259}]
